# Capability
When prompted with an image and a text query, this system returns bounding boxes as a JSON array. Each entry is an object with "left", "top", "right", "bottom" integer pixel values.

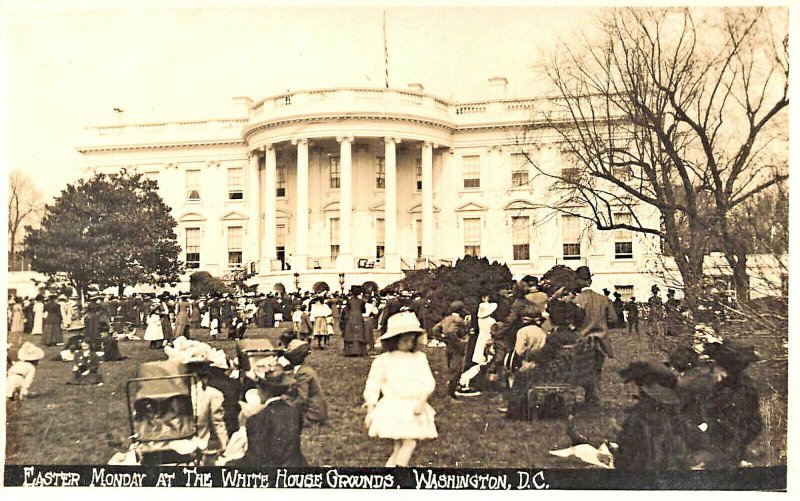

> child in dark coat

[
  {"left": 234, "top": 365, "right": 306, "bottom": 467},
  {"left": 282, "top": 340, "right": 328, "bottom": 424}
]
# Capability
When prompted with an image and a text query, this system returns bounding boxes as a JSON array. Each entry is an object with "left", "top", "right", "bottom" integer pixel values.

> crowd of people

[{"left": 6, "top": 266, "right": 763, "bottom": 470}]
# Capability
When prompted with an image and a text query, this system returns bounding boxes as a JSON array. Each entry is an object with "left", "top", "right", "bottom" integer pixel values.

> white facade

[{"left": 78, "top": 83, "right": 663, "bottom": 295}]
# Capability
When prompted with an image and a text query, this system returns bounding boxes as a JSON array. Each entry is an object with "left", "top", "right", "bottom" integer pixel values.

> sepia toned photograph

[{"left": 2, "top": 0, "right": 790, "bottom": 491}]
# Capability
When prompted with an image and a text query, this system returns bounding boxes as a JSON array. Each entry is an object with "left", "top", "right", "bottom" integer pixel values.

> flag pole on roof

[{"left": 383, "top": 9, "right": 389, "bottom": 89}]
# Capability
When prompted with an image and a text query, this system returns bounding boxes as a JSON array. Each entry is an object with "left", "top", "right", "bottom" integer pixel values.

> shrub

[
  {"left": 385, "top": 255, "right": 515, "bottom": 323},
  {"left": 540, "top": 265, "right": 580, "bottom": 296},
  {"left": 189, "top": 271, "right": 230, "bottom": 296}
]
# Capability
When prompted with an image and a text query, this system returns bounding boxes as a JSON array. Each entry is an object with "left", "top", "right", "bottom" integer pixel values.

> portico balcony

[{"left": 246, "top": 87, "right": 568, "bottom": 131}]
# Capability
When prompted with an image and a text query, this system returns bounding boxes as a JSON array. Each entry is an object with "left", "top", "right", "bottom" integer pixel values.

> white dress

[
  {"left": 31, "top": 301, "right": 44, "bottom": 335},
  {"left": 363, "top": 351, "right": 438, "bottom": 440},
  {"left": 474, "top": 316, "right": 497, "bottom": 364},
  {"left": 143, "top": 313, "right": 164, "bottom": 341}
]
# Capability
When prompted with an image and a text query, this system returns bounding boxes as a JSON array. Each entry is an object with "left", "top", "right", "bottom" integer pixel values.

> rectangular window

[
  {"left": 276, "top": 223, "right": 286, "bottom": 248},
  {"left": 276, "top": 165, "right": 287, "bottom": 197},
  {"left": 227, "top": 167, "right": 244, "bottom": 200},
  {"left": 416, "top": 160, "right": 423, "bottom": 191},
  {"left": 375, "top": 157, "right": 385, "bottom": 189},
  {"left": 330, "top": 157, "right": 341, "bottom": 189},
  {"left": 562, "top": 215, "right": 582, "bottom": 260},
  {"left": 186, "top": 169, "right": 201, "bottom": 200},
  {"left": 614, "top": 212, "right": 633, "bottom": 259},
  {"left": 562, "top": 167, "right": 579, "bottom": 183},
  {"left": 330, "top": 217, "right": 340, "bottom": 259},
  {"left": 615, "top": 285, "right": 634, "bottom": 302},
  {"left": 463, "top": 217, "right": 481, "bottom": 256},
  {"left": 185, "top": 228, "right": 201, "bottom": 269},
  {"left": 376, "top": 218, "right": 385, "bottom": 259},
  {"left": 511, "top": 154, "right": 530, "bottom": 187},
  {"left": 512, "top": 216, "right": 531, "bottom": 261},
  {"left": 227, "top": 226, "right": 243, "bottom": 268},
  {"left": 462, "top": 155, "right": 481, "bottom": 189},
  {"left": 415, "top": 218, "right": 423, "bottom": 257},
  {"left": 613, "top": 166, "right": 631, "bottom": 182}
]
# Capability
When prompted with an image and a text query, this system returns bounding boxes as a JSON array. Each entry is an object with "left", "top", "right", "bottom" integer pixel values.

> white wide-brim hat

[
  {"left": 18, "top": 342, "right": 45, "bottom": 362},
  {"left": 379, "top": 311, "right": 425, "bottom": 341},
  {"left": 478, "top": 302, "right": 498, "bottom": 319}
]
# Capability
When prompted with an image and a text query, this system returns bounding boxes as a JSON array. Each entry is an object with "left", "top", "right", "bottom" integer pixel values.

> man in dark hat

[
  {"left": 664, "top": 288, "right": 681, "bottom": 337},
  {"left": 572, "top": 266, "right": 617, "bottom": 403},
  {"left": 624, "top": 297, "right": 640, "bottom": 335},
  {"left": 612, "top": 292, "right": 625, "bottom": 329},
  {"left": 647, "top": 285, "right": 664, "bottom": 337}
]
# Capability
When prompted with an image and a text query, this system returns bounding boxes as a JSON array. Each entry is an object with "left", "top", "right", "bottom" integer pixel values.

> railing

[
  {"left": 80, "top": 118, "right": 247, "bottom": 149},
  {"left": 308, "top": 257, "right": 337, "bottom": 270}
]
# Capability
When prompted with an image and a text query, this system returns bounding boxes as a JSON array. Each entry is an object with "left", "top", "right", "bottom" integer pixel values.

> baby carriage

[
  {"left": 235, "top": 338, "right": 285, "bottom": 399},
  {"left": 125, "top": 360, "right": 199, "bottom": 465},
  {"left": 507, "top": 333, "right": 603, "bottom": 420}
]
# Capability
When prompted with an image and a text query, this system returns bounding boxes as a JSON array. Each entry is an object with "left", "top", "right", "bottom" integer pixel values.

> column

[
  {"left": 262, "top": 145, "right": 277, "bottom": 272},
  {"left": 247, "top": 152, "right": 260, "bottom": 271},
  {"left": 337, "top": 136, "right": 354, "bottom": 268},
  {"left": 421, "top": 142, "right": 434, "bottom": 258},
  {"left": 384, "top": 138, "right": 399, "bottom": 271},
  {"left": 294, "top": 138, "right": 309, "bottom": 271}
]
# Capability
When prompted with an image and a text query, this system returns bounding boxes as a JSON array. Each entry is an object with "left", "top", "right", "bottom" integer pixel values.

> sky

[{"left": 3, "top": 0, "right": 599, "bottom": 200}]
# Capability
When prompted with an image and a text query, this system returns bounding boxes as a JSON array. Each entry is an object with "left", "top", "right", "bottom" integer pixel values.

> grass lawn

[{"left": 5, "top": 322, "right": 787, "bottom": 467}]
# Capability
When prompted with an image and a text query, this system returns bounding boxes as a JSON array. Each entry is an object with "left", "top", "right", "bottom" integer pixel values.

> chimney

[
  {"left": 407, "top": 83, "right": 425, "bottom": 93},
  {"left": 488, "top": 77, "right": 508, "bottom": 99},
  {"left": 232, "top": 96, "right": 253, "bottom": 117}
]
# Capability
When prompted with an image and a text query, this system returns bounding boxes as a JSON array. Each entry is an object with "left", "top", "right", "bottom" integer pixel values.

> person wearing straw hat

[
  {"left": 7, "top": 342, "right": 45, "bottom": 400},
  {"left": 363, "top": 311, "right": 437, "bottom": 467}
]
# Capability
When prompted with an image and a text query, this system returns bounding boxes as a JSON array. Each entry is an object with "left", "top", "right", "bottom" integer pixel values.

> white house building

[{"left": 77, "top": 79, "right": 663, "bottom": 296}]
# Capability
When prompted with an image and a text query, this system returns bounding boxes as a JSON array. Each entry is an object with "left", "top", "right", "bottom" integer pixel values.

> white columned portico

[
  {"left": 384, "top": 137, "right": 399, "bottom": 271},
  {"left": 262, "top": 144, "right": 277, "bottom": 272},
  {"left": 247, "top": 151, "right": 261, "bottom": 267},
  {"left": 337, "top": 136, "right": 354, "bottom": 268},
  {"left": 421, "top": 141, "right": 434, "bottom": 258},
  {"left": 294, "top": 138, "right": 309, "bottom": 271}
]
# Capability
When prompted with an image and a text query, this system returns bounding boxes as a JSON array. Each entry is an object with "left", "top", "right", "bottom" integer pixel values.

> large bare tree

[
  {"left": 518, "top": 7, "right": 788, "bottom": 313},
  {"left": 8, "top": 169, "right": 45, "bottom": 270}
]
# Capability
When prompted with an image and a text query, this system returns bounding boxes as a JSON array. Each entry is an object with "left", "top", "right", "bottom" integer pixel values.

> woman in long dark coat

[
  {"left": 174, "top": 296, "right": 191, "bottom": 339},
  {"left": 341, "top": 289, "right": 368, "bottom": 357},
  {"left": 42, "top": 295, "right": 63, "bottom": 346},
  {"left": 23, "top": 298, "right": 34, "bottom": 333},
  {"left": 159, "top": 298, "right": 174, "bottom": 343},
  {"left": 190, "top": 298, "right": 202, "bottom": 329},
  {"left": 84, "top": 298, "right": 103, "bottom": 350}
]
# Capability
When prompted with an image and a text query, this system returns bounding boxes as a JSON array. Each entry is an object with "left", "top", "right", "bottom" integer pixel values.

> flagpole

[{"left": 383, "top": 10, "right": 389, "bottom": 89}]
